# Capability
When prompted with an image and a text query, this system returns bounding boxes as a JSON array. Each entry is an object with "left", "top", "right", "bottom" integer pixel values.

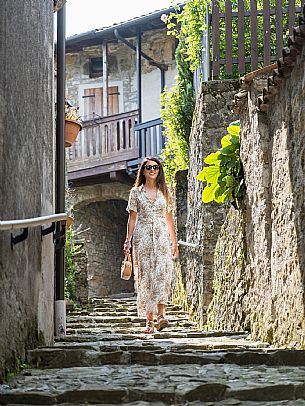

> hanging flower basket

[{"left": 65, "top": 119, "right": 82, "bottom": 148}]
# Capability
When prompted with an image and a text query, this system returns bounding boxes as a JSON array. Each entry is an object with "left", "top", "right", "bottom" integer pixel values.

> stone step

[
  {"left": 66, "top": 316, "right": 191, "bottom": 324},
  {"left": 27, "top": 343, "right": 305, "bottom": 369},
  {"left": 66, "top": 320, "right": 197, "bottom": 330},
  {"left": 56, "top": 330, "right": 250, "bottom": 343},
  {"left": 3, "top": 296, "right": 295, "bottom": 405},
  {"left": 5, "top": 402, "right": 305, "bottom": 406},
  {"left": 2, "top": 363, "right": 305, "bottom": 404}
]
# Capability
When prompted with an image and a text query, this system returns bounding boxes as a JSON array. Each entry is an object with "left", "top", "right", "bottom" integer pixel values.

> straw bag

[{"left": 121, "top": 254, "right": 132, "bottom": 280}]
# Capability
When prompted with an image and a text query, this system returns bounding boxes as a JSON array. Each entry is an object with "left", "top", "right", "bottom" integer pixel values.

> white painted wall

[{"left": 142, "top": 65, "right": 177, "bottom": 122}]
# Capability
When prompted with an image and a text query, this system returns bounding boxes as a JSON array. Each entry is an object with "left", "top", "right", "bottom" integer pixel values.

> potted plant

[{"left": 65, "top": 101, "right": 82, "bottom": 148}]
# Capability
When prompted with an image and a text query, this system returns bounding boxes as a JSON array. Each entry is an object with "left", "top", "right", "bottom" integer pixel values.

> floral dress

[{"left": 126, "top": 185, "right": 174, "bottom": 317}]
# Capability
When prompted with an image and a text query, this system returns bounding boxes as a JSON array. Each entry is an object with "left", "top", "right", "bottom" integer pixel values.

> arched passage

[{"left": 74, "top": 198, "right": 134, "bottom": 299}]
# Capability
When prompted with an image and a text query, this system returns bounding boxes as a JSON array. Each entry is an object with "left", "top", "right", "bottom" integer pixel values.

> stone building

[
  {"left": 65, "top": 8, "right": 178, "bottom": 301},
  {"left": 0, "top": 1, "right": 55, "bottom": 377}
]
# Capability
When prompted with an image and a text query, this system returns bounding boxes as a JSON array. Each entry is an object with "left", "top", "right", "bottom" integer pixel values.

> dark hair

[{"left": 134, "top": 157, "right": 169, "bottom": 202}]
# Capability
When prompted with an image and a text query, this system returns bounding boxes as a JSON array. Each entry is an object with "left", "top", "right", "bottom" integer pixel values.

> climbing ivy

[
  {"left": 197, "top": 121, "right": 244, "bottom": 208},
  {"left": 161, "top": 32, "right": 194, "bottom": 181},
  {"left": 161, "top": 0, "right": 301, "bottom": 181},
  {"left": 166, "top": 0, "right": 302, "bottom": 77}
]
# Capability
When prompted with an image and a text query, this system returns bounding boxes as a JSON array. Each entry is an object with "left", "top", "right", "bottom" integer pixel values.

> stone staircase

[{"left": 1, "top": 295, "right": 305, "bottom": 405}]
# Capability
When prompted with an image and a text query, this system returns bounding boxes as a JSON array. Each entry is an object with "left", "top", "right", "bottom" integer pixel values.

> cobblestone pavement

[{"left": 1, "top": 294, "right": 305, "bottom": 405}]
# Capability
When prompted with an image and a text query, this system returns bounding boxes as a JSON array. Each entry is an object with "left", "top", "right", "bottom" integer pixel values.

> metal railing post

[
  {"left": 55, "top": 3, "right": 66, "bottom": 338},
  {"left": 202, "top": 2, "right": 211, "bottom": 82}
]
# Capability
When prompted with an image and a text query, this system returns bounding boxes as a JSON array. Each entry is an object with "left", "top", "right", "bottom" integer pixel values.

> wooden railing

[
  {"left": 204, "top": 0, "right": 302, "bottom": 79},
  {"left": 67, "top": 110, "right": 138, "bottom": 172}
]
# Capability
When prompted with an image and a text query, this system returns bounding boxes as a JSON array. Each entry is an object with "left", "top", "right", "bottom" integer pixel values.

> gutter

[{"left": 66, "top": 4, "right": 185, "bottom": 49}]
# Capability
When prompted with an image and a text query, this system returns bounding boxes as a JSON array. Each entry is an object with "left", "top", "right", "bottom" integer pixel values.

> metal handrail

[
  {"left": 0, "top": 213, "right": 68, "bottom": 231},
  {"left": 178, "top": 240, "right": 201, "bottom": 249}
]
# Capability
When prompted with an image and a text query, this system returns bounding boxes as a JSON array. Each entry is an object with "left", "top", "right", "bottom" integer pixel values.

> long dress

[{"left": 126, "top": 184, "right": 174, "bottom": 317}]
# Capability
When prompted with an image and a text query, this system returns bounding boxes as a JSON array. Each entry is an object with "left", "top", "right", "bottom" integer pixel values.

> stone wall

[
  {"left": 0, "top": 0, "right": 54, "bottom": 376},
  {"left": 175, "top": 170, "right": 188, "bottom": 285},
  {"left": 208, "top": 34, "right": 305, "bottom": 346},
  {"left": 73, "top": 248, "right": 89, "bottom": 306},
  {"left": 207, "top": 207, "right": 247, "bottom": 332},
  {"left": 178, "top": 80, "right": 239, "bottom": 325}
]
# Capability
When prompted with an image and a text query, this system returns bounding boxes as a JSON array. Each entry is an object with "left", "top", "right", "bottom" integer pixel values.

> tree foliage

[{"left": 161, "top": 32, "right": 195, "bottom": 181}]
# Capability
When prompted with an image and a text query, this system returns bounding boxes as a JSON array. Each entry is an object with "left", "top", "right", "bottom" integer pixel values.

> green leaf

[
  {"left": 202, "top": 183, "right": 218, "bottom": 203},
  {"left": 203, "top": 165, "right": 220, "bottom": 183},
  {"left": 230, "top": 134, "right": 240, "bottom": 143},
  {"left": 221, "top": 134, "right": 232, "bottom": 148},
  {"left": 197, "top": 169, "right": 206, "bottom": 181},
  {"left": 220, "top": 145, "right": 238, "bottom": 155},
  {"left": 229, "top": 120, "right": 240, "bottom": 127},
  {"left": 197, "top": 165, "right": 220, "bottom": 183},
  {"left": 227, "top": 124, "right": 240, "bottom": 136},
  {"left": 214, "top": 193, "right": 227, "bottom": 203},
  {"left": 204, "top": 152, "right": 220, "bottom": 165},
  {"left": 223, "top": 175, "right": 235, "bottom": 186}
]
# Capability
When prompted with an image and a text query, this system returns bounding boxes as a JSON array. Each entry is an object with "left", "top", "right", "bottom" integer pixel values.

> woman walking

[{"left": 123, "top": 157, "right": 179, "bottom": 334}]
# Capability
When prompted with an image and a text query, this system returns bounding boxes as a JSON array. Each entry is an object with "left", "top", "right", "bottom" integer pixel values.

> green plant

[
  {"left": 65, "top": 101, "right": 82, "bottom": 124},
  {"left": 166, "top": 0, "right": 207, "bottom": 73},
  {"left": 161, "top": 31, "right": 195, "bottom": 181},
  {"left": 65, "top": 226, "right": 81, "bottom": 302},
  {"left": 197, "top": 121, "right": 244, "bottom": 208},
  {"left": 64, "top": 185, "right": 81, "bottom": 302},
  {"left": 167, "top": 0, "right": 302, "bottom": 78}
]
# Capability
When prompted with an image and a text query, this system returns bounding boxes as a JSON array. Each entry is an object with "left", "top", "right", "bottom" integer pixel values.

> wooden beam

[
  {"left": 68, "top": 161, "right": 127, "bottom": 181},
  {"left": 102, "top": 42, "right": 108, "bottom": 117}
]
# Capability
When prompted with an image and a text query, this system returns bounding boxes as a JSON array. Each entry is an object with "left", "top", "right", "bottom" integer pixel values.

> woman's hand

[
  {"left": 123, "top": 240, "right": 131, "bottom": 256},
  {"left": 172, "top": 242, "right": 179, "bottom": 260}
]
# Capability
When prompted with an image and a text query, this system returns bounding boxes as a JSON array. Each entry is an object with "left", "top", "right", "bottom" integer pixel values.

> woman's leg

[
  {"left": 157, "top": 303, "right": 165, "bottom": 317},
  {"left": 144, "top": 311, "right": 154, "bottom": 334},
  {"left": 147, "top": 311, "right": 154, "bottom": 322},
  {"left": 156, "top": 303, "right": 169, "bottom": 331}
]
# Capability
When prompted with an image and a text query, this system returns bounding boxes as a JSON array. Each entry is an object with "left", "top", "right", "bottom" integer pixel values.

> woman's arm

[
  {"left": 165, "top": 211, "right": 179, "bottom": 259},
  {"left": 123, "top": 210, "right": 137, "bottom": 255}
]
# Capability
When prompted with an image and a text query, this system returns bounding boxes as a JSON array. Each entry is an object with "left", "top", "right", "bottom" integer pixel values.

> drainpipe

[
  {"left": 161, "top": 69, "right": 165, "bottom": 93},
  {"left": 136, "top": 27, "right": 142, "bottom": 124},
  {"left": 114, "top": 28, "right": 168, "bottom": 104},
  {"left": 55, "top": 4, "right": 66, "bottom": 338}
]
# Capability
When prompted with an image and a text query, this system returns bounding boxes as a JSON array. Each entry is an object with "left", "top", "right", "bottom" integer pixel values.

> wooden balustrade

[
  {"left": 67, "top": 110, "right": 139, "bottom": 173},
  {"left": 207, "top": 0, "right": 302, "bottom": 78}
]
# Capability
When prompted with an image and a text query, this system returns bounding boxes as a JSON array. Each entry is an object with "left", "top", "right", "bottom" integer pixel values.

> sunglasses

[{"left": 144, "top": 164, "right": 159, "bottom": 171}]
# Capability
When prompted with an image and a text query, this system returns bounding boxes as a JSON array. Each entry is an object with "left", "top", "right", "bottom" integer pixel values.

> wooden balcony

[
  {"left": 67, "top": 110, "right": 139, "bottom": 184},
  {"left": 67, "top": 110, "right": 165, "bottom": 185}
]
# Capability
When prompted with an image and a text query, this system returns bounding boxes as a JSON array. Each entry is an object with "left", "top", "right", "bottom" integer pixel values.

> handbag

[{"left": 121, "top": 254, "right": 132, "bottom": 280}]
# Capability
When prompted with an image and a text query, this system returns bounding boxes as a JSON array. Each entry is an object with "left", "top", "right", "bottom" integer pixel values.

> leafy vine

[{"left": 197, "top": 121, "right": 244, "bottom": 208}]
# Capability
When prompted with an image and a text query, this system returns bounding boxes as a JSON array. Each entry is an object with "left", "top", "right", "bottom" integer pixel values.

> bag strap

[{"left": 125, "top": 253, "right": 131, "bottom": 262}]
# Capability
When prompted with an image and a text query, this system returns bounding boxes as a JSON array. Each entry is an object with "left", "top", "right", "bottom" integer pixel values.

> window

[
  {"left": 83, "top": 86, "right": 119, "bottom": 120},
  {"left": 89, "top": 57, "right": 103, "bottom": 78}
]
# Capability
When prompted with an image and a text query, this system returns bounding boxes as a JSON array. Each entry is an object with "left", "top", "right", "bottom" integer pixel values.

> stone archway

[{"left": 72, "top": 182, "right": 134, "bottom": 300}]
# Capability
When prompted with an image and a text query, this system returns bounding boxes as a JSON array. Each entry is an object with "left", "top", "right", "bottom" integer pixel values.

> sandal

[
  {"left": 156, "top": 315, "right": 169, "bottom": 332},
  {"left": 144, "top": 320, "right": 154, "bottom": 334}
]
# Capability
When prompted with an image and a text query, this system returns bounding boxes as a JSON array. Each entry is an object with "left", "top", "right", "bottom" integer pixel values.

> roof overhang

[{"left": 66, "top": 4, "right": 184, "bottom": 53}]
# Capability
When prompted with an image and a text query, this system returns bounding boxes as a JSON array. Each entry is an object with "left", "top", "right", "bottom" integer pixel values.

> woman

[{"left": 123, "top": 157, "right": 179, "bottom": 334}]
